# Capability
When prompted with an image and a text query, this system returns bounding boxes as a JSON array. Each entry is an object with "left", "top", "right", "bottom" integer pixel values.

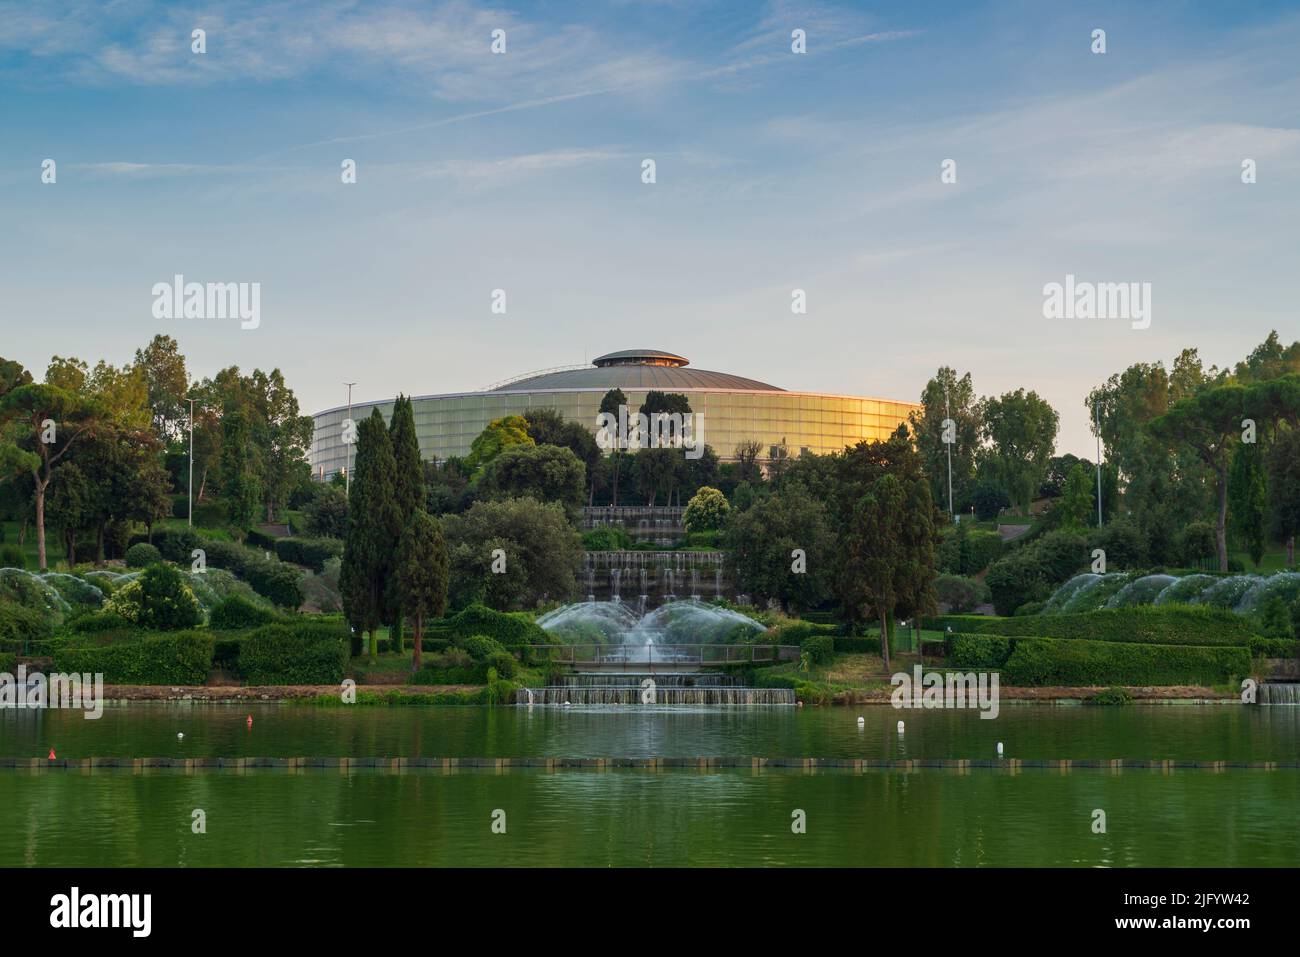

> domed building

[{"left": 309, "top": 349, "right": 919, "bottom": 479}]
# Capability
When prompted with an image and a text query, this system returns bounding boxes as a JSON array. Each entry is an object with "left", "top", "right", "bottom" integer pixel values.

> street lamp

[
  {"left": 344, "top": 382, "right": 357, "bottom": 496},
  {"left": 186, "top": 395, "right": 200, "bottom": 527}
]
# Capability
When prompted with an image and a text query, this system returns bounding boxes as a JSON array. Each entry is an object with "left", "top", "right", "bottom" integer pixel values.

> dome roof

[{"left": 491, "top": 350, "right": 784, "bottom": 392}]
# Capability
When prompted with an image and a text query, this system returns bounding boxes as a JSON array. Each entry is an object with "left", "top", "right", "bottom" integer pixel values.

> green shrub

[
  {"left": 133, "top": 528, "right": 200, "bottom": 564},
  {"left": 777, "top": 620, "right": 837, "bottom": 644},
  {"left": 487, "top": 651, "right": 516, "bottom": 679},
  {"left": 0, "top": 600, "right": 53, "bottom": 652},
  {"left": 1001, "top": 637, "right": 1250, "bottom": 686},
  {"left": 948, "top": 633, "right": 1012, "bottom": 668},
  {"left": 105, "top": 563, "right": 202, "bottom": 630},
  {"left": 985, "top": 551, "right": 1052, "bottom": 616},
  {"left": 124, "top": 542, "right": 162, "bottom": 568},
  {"left": 926, "top": 605, "right": 1255, "bottom": 646},
  {"left": 1014, "top": 600, "right": 1046, "bottom": 616},
  {"left": 803, "top": 634, "right": 835, "bottom": 665},
  {"left": 1248, "top": 636, "right": 1300, "bottom": 658},
  {"left": 240, "top": 622, "right": 350, "bottom": 685},
  {"left": 1089, "top": 687, "right": 1134, "bottom": 705},
  {"left": 0, "top": 545, "right": 26, "bottom": 570},
  {"left": 52, "top": 631, "right": 213, "bottom": 684},
  {"left": 581, "top": 526, "right": 632, "bottom": 550},
  {"left": 273, "top": 536, "right": 344, "bottom": 571},
  {"left": 0, "top": 651, "right": 14, "bottom": 673},
  {"left": 430, "top": 603, "right": 548, "bottom": 647},
  {"left": 210, "top": 632, "right": 247, "bottom": 671},
  {"left": 935, "top": 574, "right": 989, "bottom": 613},
  {"left": 209, "top": 594, "right": 280, "bottom": 629},
  {"left": 68, "top": 609, "right": 132, "bottom": 633}
]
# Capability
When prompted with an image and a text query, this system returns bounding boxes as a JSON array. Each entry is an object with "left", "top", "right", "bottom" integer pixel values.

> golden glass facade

[{"left": 310, "top": 387, "right": 921, "bottom": 479}]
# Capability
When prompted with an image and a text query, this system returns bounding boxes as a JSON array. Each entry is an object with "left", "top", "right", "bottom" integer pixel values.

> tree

[
  {"left": 734, "top": 439, "right": 764, "bottom": 485},
  {"left": 1057, "top": 463, "right": 1095, "bottom": 529},
  {"left": 725, "top": 485, "right": 832, "bottom": 613},
  {"left": 638, "top": 391, "right": 692, "bottom": 418},
  {"left": 1149, "top": 384, "right": 1246, "bottom": 571},
  {"left": 220, "top": 406, "right": 262, "bottom": 529},
  {"left": 133, "top": 335, "right": 190, "bottom": 441},
  {"left": 246, "top": 368, "right": 313, "bottom": 523},
  {"left": 393, "top": 510, "right": 449, "bottom": 672},
  {"left": 340, "top": 410, "right": 401, "bottom": 657},
  {"left": 304, "top": 486, "right": 349, "bottom": 538},
  {"left": 466, "top": 415, "right": 533, "bottom": 471},
  {"left": 599, "top": 389, "right": 628, "bottom": 505},
  {"left": 1266, "top": 426, "right": 1300, "bottom": 566},
  {"left": 388, "top": 395, "right": 424, "bottom": 518},
  {"left": 0, "top": 383, "right": 97, "bottom": 570},
  {"left": 1228, "top": 441, "right": 1267, "bottom": 568},
  {"left": 525, "top": 407, "right": 603, "bottom": 504},
  {"left": 909, "top": 366, "right": 980, "bottom": 515},
  {"left": 978, "top": 389, "right": 1059, "bottom": 515},
  {"left": 441, "top": 497, "right": 580, "bottom": 611},
  {"left": 478, "top": 443, "right": 586, "bottom": 510},
  {"left": 683, "top": 486, "right": 729, "bottom": 533}
]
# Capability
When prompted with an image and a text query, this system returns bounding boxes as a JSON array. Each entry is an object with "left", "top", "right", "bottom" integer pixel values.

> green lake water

[{"left": 1, "top": 703, "right": 1297, "bottom": 866}]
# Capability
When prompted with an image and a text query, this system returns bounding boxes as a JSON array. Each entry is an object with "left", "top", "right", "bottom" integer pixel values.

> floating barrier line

[{"left": 0, "top": 757, "right": 1295, "bottom": 772}]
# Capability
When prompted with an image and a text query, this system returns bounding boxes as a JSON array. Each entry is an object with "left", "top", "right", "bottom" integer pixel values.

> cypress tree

[
  {"left": 386, "top": 395, "right": 425, "bottom": 653},
  {"left": 394, "top": 510, "right": 449, "bottom": 672},
  {"left": 340, "top": 409, "right": 400, "bottom": 659}
]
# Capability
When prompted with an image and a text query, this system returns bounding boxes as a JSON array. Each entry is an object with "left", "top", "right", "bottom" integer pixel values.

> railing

[
  {"left": 515, "top": 644, "right": 800, "bottom": 668},
  {"left": 481, "top": 364, "right": 590, "bottom": 391}
]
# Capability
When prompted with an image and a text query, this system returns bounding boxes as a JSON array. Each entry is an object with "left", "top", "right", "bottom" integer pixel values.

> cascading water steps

[{"left": 520, "top": 673, "right": 795, "bottom": 706}]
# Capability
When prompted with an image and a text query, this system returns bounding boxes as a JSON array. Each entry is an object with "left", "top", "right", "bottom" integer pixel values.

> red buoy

[
  {"left": 246, "top": 714, "right": 253, "bottom": 729},
  {"left": 48, "top": 748, "right": 56, "bottom": 760}
]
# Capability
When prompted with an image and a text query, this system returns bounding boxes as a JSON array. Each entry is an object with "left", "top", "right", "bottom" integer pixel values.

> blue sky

[{"left": 2, "top": 0, "right": 1298, "bottom": 455}]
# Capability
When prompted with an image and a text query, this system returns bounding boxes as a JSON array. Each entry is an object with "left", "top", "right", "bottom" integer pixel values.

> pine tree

[
  {"left": 340, "top": 409, "right": 400, "bottom": 659},
  {"left": 394, "top": 510, "right": 449, "bottom": 672}
]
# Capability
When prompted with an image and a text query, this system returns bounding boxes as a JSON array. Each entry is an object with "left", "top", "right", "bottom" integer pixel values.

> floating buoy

[
  {"left": 856, "top": 716, "right": 865, "bottom": 727},
  {"left": 897, "top": 720, "right": 905, "bottom": 733},
  {"left": 177, "top": 732, "right": 184, "bottom": 740},
  {"left": 563, "top": 700, "right": 571, "bottom": 707},
  {"left": 246, "top": 714, "right": 253, "bottom": 728},
  {"left": 48, "top": 748, "right": 56, "bottom": 760},
  {"left": 996, "top": 741, "right": 1004, "bottom": 755},
  {"left": 797, "top": 700, "right": 804, "bottom": 708}
]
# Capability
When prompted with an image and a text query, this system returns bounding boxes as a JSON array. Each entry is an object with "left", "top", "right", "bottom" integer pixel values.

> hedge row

[
  {"left": 947, "top": 631, "right": 1249, "bottom": 686},
  {"left": 273, "top": 537, "right": 343, "bottom": 572},
  {"left": 0, "top": 600, "right": 54, "bottom": 653},
  {"left": 52, "top": 631, "right": 213, "bottom": 684},
  {"left": 925, "top": 605, "right": 1255, "bottom": 647},
  {"left": 240, "top": 622, "right": 350, "bottom": 685},
  {"left": 429, "top": 604, "right": 549, "bottom": 647},
  {"left": 199, "top": 539, "right": 303, "bottom": 609},
  {"left": 1001, "top": 637, "right": 1250, "bottom": 687}
]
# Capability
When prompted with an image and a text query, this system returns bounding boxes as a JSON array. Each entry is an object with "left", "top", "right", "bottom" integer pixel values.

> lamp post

[
  {"left": 344, "top": 382, "right": 357, "bottom": 496},
  {"left": 1094, "top": 401, "right": 1104, "bottom": 527},
  {"left": 186, "top": 395, "right": 199, "bottom": 527},
  {"left": 944, "top": 384, "right": 954, "bottom": 520}
]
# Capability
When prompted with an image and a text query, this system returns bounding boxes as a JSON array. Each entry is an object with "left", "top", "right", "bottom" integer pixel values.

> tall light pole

[
  {"left": 944, "top": 385, "right": 954, "bottom": 520},
  {"left": 344, "top": 382, "right": 356, "bottom": 496},
  {"left": 1094, "top": 401, "right": 1104, "bottom": 527},
  {"left": 186, "top": 395, "right": 199, "bottom": 527}
]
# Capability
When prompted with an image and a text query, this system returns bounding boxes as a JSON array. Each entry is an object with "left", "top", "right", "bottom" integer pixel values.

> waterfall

[
  {"left": 1260, "top": 683, "right": 1300, "bottom": 705},
  {"left": 519, "top": 674, "right": 795, "bottom": 706}
]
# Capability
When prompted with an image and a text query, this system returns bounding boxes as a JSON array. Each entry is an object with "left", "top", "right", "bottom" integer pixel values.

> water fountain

[{"left": 529, "top": 599, "right": 793, "bottom": 706}]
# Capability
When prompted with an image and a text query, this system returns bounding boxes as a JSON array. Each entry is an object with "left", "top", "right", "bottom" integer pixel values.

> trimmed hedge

[
  {"left": 0, "top": 651, "right": 14, "bottom": 673},
  {"left": 430, "top": 604, "right": 548, "bottom": 647},
  {"left": 199, "top": 539, "right": 303, "bottom": 609},
  {"left": 125, "top": 542, "right": 162, "bottom": 568},
  {"left": 1249, "top": 636, "right": 1300, "bottom": 658},
  {"left": 52, "top": 631, "right": 213, "bottom": 685},
  {"left": 949, "top": 633, "right": 1012, "bottom": 669},
  {"left": 1001, "top": 637, "right": 1250, "bottom": 687},
  {"left": 240, "top": 622, "right": 350, "bottom": 685},
  {"left": 925, "top": 606, "right": 1256, "bottom": 647},
  {"left": 273, "top": 537, "right": 344, "bottom": 572},
  {"left": 0, "top": 600, "right": 54, "bottom": 653},
  {"left": 209, "top": 594, "right": 280, "bottom": 630}
]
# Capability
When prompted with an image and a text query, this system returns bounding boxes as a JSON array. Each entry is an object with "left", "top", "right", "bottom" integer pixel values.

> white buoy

[
  {"left": 897, "top": 720, "right": 905, "bottom": 733},
  {"left": 563, "top": 700, "right": 571, "bottom": 707},
  {"left": 177, "top": 732, "right": 184, "bottom": 740},
  {"left": 857, "top": 716, "right": 865, "bottom": 726},
  {"left": 996, "top": 741, "right": 1004, "bottom": 755}
]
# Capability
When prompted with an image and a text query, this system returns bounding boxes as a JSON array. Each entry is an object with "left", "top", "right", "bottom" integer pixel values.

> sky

[{"left": 1, "top": 0, "right": 1298, "bottom": 456}]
